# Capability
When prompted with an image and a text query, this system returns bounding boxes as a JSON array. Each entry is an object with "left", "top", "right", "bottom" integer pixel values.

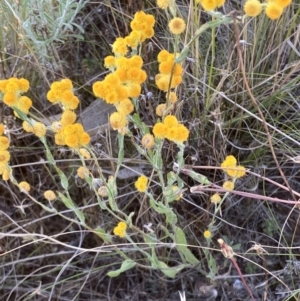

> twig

[{"left": 218, "top": 238, "right": 256, "bottom": 301}]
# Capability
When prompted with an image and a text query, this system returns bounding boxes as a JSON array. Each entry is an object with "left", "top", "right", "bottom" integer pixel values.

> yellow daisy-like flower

[
  {"left": 113, "top": 221, "right": 127, "bottom": 238},
  {"left": 97, "top": 186, "right": 108, "bottom": 197},
  {"left": 59, "top": 78, "right": 73, "bottom": 90},
  {"left": 33, "top": 122, "right": 47, "bottom": 138},
  {"left": 109, "top": 112, "right": 127, "bottom": 130},
  {"left": 171, "top": 75, "right": 182, "bottom": 88},
  {"left": 0, "top": 79, "right": 8, "bottom": 93},
  {"left": 129, "top": 55, "right": 143, "bottom": 69},
  {"left": 126, "top": 82, "right": 141, "bottom": 98},
  {"left": 204, "top": 230, "right": 212, "bottom": 239},
  {"left": 141, "top": 134, "right": 155, "bottom": 149},
  {"left": 125, "top": 31, "right": 142, "bottom": 49},
  {"left": 18, "top": 78, "right": 30, "bottom": 93},
  {"left": 166, "top": 92, "right": 178, "bottom": 104},
  {"left": 65, "top": 135, "right": 80, "bottom": 148},
  {"left": 155, "top": 74, "right": 171, "bottom": 91},
  {"left": 5, "top": 81, "right": 19, "bottom": 93},
  {"left": 46, "top": 90, "right": 58, "bottom": 103},
  {"left": 200, "top": 0, "right": 218, "bottom": 11},
  {"left": 22, "top": 121, "right": 33, "bottom": 133},
  {"left": 61, "top": 93, "right": 79, "bottom": 110},
  {"left": 166, "top": 127, "right": 178, "bottom": 142},
  {"left": 156, "top": 104, "right": 167, "bottom": 117},
  {"left": 44, "top": 190, "right": 56, "bottom": 201},
  {"left": 126, "top": 67, "right": 147, "bottom": 84},
  {"left": 159, "top": 60, "right": 174, "bottom": 74},
  {"left": 104, "top": 56, "right": 116, "bottom": 69},
  {"left": 210, "top": 193, "right": 222, "bottom": 204},
  {"left": 117, "top": 98, "right": 134, "bottom": 115},
  {"left": 14, "top": 96, "right": 32, "bottom": 116},
  {"left": 79, "top": 132, "right": 91, "bottom": 146},
  {"left": 2, "top": 167, "right": 11, "bottom": 181},
  {"left": 0, "top": 136, "right": 9, "bottom": 150},
  {"left": 265, "top": 2, "right": 283, "bottom": 20},
  {"left": 244, "top": 0, "right": 263, "bottom": 17},
  {"left": 77, "top": 166, "right": 89, "bottom": 179},
  {"left": 157, "top": 0, "right": 170, "bottom": 9},
  {"left": 19, "top": 181, "right": 31, "bottom": 193},
  {"left": 142, "top": 28, "right": 154, "bottom": 40},
  {"left": 61, "top": 110, "right": 76, "bottom": 127},
  {"left": 221, "top": 155, "right": 237, "bottom": 168},
  {"left": 92, "top": 81, "right": 104, "bottom": 99},
  {"left": 157, "top": 50, "right": 173, "bottom": 63},
  {"left": 112, "top": 37, "right": 128, "bottom": 56},
  {"left": 229, "top": 165, "right": 246, "bottom": 178},
  {"left": 135, "top": 175, "right": 148, "bottom": 192},
  {"left": 172, "top": 64, "right": 183, "bottom": 77},
  {"left": 153, "top": 122, "right": 167, "bottom": 139},
  {"left": 0, "top": 150, "right": 10, "bottom": 164},
  {"left": 171, "top": 124, "right": 189, "bottom": 143},
  {"left": 3, "top": 92, "right": 18, "bottom": 106},
  {"left": 223, "top": 180, "right": 234, "bottom": 191},
  {"left": 221, "top": 155, "right": 246, "bottom": 178},
  {"left": 163, "top": 115, "right": 178, "bottom": 127},
  {"left": 168, "top": 17, "right": 186, "bottom": 35}
]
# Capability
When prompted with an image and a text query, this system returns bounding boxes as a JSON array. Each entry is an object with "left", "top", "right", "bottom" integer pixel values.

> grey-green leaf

[{"left": 107, "top": 259, "right": 136, "bottom": 277}]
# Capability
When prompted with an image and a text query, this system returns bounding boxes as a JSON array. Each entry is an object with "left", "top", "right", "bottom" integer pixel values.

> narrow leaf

[{"left": 107, "top": 259, "right": 136, "bottom": 277}]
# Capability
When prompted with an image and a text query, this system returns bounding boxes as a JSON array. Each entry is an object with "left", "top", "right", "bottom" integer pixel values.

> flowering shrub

[{"left": 0, "top": 0, "right": 294, "bottom": 296}]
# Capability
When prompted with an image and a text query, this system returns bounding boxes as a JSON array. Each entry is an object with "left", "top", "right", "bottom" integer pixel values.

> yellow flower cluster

[
  {"left": 111, "top": 11, "right": 155, "bottom": 56},
  {"left": 195, "top": 0, "right": 226, "bottom": 11},
  {"left": 93, "top": 11, "right": 155, "bottom": 132},
  {"left": 93, "top": 56, "right": 146, "bottom": 105},
  {"left": 54, "top": 122, "right": 90, "bottom": 149},
  {"left": 135, "top": 175, "right": 148, "bottom": 192},
  {"left": 0, "top": 78, "right": 32, "bottom": 117},
  {"left": 93, "top": 55, "right": 146, "bottom": 131},
  {"left": 129, "top": 11, "right": 155, "bottom": 44},
  {"left": 0, "top": 124, "right": 11, "bottom": 181},
  {"left": 153, "top": 115, "right": 189, "bottom": 144},
  {"left": 46, "top": 79, "right": 79, "bottom": 110},
  {"left": 155, "top": 50, "right": 183, "bottom": 92},
  {"left": 113, "top": 221, "right": 127, "bottom": 238},
  {"left": 244, "top": 0, "right": 292, "bottom": 19},
  {"left": 221, "top": 155, "right": 246, "bottom": 179},
  {"left": 46, "top": 80, "right": 90, "bottom": 149},
  {"left": 209, "top": 155, "right": 244, "bottom": 203},
  {"left": 22, "top": 121, "right": 47, "bottom": 138}
]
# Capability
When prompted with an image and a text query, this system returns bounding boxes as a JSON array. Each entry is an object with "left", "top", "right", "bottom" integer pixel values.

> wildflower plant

[{"left": 0, "top": 0, "right": 296, "bottom": 297}]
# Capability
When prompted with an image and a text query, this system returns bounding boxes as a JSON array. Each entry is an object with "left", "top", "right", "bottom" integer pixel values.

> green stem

[{"left": 206, "top": 17, "right": 216, "bottom": 111}]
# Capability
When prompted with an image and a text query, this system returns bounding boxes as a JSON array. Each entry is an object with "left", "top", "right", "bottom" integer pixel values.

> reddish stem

[{"left": 230, "top": 257, "right": 256, "bottom": 301}]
